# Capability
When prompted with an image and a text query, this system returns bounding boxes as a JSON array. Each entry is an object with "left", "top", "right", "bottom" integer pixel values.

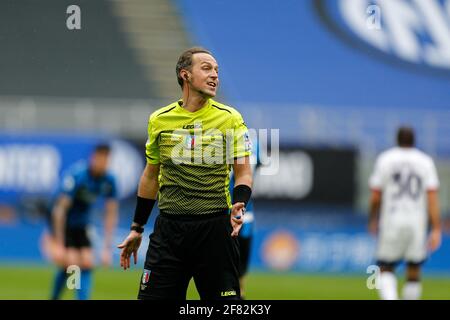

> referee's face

[{"left": 190, "top": 53, "right": 219, "bottom": 98}]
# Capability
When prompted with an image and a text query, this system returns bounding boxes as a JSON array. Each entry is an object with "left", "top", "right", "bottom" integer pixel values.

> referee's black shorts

[{"left": 138, "top": 210, "right": 241, "bottom": 300}]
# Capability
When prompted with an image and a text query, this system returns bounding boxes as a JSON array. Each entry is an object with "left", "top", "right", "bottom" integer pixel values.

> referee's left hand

[{"left": 231, "top": 202, "right": 245, "bottom": 238}]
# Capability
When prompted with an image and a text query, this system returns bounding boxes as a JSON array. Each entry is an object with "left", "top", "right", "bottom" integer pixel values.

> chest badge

[{"left": 184, "top": 135, "right": 196, "bottom": 150}]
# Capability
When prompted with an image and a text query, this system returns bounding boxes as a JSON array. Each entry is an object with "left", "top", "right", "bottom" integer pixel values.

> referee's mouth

[{"left": 207, "top": 81, "right": 217, "bottom": 88}]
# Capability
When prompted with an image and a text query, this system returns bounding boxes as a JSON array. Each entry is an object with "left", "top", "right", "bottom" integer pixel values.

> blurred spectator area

[{"left": 0, "top": 0, "right": 190, "bottom": 100}]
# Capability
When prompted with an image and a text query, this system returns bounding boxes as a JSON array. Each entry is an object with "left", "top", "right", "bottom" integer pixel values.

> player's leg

[
  {"left": 50, "top": 247, "right": 79, "bottom": 300},
  {"left": 50, "top": 228, "right": 76, "bottom": 300},
  {"left": 50, "top": 267, "right": 68, "bottom": 300},
  {"left": 402, "top": 226, "right": 427, "bottom": 300},
  {"left": 54, "top": 227, "right": 93, "bottom": 300},
  {"left": 377, "top": 262, "right": 399, "bottom": 300},
  {"left": 193, "top": 214, "right": 241, "bottom": 300},
  {"left": 375, "top": 226, "right": 405, "bottom": 300},
  {"left": 78, "top": 247, "right": 94, "bottom": 300},
  {"left": 73, "top": 227, "right": 94, "bottom": 300},
  {"left": 137, "top": 215, "right": 191, "bottom": 300},
  {"left": 402, "top": 262, "right": 422, "bottom": 300}
]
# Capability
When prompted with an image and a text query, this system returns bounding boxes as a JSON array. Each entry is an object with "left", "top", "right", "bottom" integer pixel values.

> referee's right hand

[{"left": 117, "top": 231, "right": 142, "bottom": 270}]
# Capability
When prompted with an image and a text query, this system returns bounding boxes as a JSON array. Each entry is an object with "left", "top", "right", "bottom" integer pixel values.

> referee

[{"left": 118, "top": 47, "right": 253, "bottom": 300}]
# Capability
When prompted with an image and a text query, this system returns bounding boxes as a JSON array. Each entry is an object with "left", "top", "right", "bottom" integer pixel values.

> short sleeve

[
  {"left": 60, "top": 173, "right": 77, "bottom": 199},
  {"left": 369, "top": 157, "right": 384, "bottom": 191},
  {"left": 425, "top": 158, "right": 439, "bottom": 191},
  {"left": 232, "top": 112, "right": 252, "bottom": 159},
  {"left": 145, "top": 116, "right": 160, "bottom": 164}
]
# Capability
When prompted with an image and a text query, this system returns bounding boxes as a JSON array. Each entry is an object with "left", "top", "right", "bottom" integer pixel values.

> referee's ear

[{"left": 180, "top": 70, "right": 190, "bottom": 85}]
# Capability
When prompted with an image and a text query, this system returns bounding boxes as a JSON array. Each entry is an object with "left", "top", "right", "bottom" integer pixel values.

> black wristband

[
  {"left": 133, "top": 196, "right": 156, "bottom": 226},
  {"left": 232, "top": 184, "right": 252, "bottom": 207},
  {"left": 130, "top": 225, "right": 144, "bottom": 234}
]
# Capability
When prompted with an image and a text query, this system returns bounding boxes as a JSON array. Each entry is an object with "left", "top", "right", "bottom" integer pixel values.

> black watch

[{"left": 130, "top": 225, "right": 144, "bottom": 233}]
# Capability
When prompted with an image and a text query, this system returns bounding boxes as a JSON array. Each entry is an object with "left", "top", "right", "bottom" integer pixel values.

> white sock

[
  {"left": 378, "top": 271, "right": 398, "bottom": 300},
  {"left": 402, "top": 281, "right": 422, "bottom": 300}
]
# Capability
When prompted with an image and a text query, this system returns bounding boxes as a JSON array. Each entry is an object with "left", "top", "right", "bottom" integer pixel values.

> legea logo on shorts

[
  {"left": 221, "top": 290, "right": 237, "bottom": 297},
  {"left": 316, "top": 0, "right": 450, "bottom": 75}
]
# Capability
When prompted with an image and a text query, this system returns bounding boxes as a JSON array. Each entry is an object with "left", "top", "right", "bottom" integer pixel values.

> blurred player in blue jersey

[
  {"left": 231, "top": 139, "right": 260, "bottom": 299},
  {"left": 49, "top": 144, "right": 118, "bottom": 300}
]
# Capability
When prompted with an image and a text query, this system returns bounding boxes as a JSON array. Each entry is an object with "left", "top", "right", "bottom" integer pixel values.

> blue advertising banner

[
  {"left": 251, "top": 227, "right": 450, "bottom": 274},
  {"left": 0, "top": 132, "right": 144, "bottom": 203}
]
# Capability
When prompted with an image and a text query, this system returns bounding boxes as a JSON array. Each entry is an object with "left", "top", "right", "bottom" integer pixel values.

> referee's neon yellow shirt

[{"left": 145, "top": 98, "right": 251, "bottom": 215}]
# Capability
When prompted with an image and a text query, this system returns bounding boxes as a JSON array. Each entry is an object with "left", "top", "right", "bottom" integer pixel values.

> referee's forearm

[
  {"left": 137, "top": 176, "right": 159, "bottom": 200},
  {"left": 137, "top": 170, "right": 159, "bottom": 200},
  {"left": 234, "top": 173, "right": 253, "bottom": 189},
  {"left": 137, "top": 164, "right": 160, "bottom": 200}
]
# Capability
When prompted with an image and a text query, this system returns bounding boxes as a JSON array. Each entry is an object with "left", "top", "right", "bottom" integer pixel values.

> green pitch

[{"left": 1, "top": 264, "right": 449, "bottom": 300}]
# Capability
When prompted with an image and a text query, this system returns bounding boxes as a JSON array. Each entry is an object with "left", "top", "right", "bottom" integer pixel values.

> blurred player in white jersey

[{"left": 368, "top": 126, "right": 441, "bottom": 300}]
